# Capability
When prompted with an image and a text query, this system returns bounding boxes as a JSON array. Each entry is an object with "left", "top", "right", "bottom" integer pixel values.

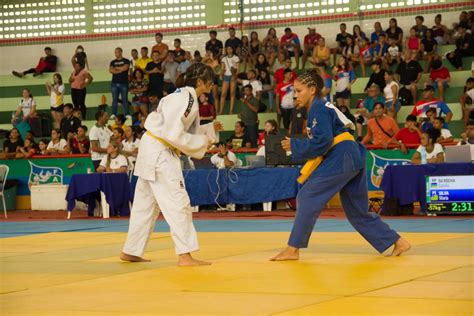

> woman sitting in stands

[
  {"left": 96, "top": 140, "right": 129, "bottom": 173},
  {"left": 69, "top": 125, "right": 90, "bottom": 154},
  {"left": 122, "top": 126, "right": 140, "bottom": 165},
  {"left": 16, "top": 138, "right": 37, "bottom": 159},
  {"left": 47, "top": 129, "right": 70, "bottom": 155},
  {"left": 36, "top": 139, "right": 49, "bottom": 156},
  {"left": 0, "top": 128, "right": 23, "bottom": 159},
  {"left": 258, "top": 119, "right": 278, "bottom": 148},
  {"left": 411, "top": 128, "right": 444, "bottom": 164}
]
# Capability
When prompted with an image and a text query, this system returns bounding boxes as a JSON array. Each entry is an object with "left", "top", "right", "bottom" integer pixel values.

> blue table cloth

[
  {"left": 66, "top": 173, "right": 132, "bottom": 216},
  {"left": 183, "top": 167, "right": 301, "bottom": 206},
  {"left": 380, "top": 163, "right": 474, "bottom": 212}
]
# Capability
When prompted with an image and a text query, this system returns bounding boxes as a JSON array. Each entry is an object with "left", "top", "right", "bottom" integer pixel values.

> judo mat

[{"left": 1, "top": 218, "right": 473, "bottom": 315}]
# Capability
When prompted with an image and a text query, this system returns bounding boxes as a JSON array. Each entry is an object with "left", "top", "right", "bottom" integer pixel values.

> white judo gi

[{"left": 123, "top": 86, "right": 217, "bottom": 256}]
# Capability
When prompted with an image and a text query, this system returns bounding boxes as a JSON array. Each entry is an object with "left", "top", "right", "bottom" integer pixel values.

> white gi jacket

[{"left": 134, "top": 86, "right": 217, "bottom": 181}]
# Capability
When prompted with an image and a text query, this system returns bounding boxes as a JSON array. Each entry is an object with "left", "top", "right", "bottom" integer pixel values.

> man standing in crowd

[
  {"left": 225, "top": 27, "right": 243, "bottom": 56},
  {"left": 109, "top": 47, "right": 130, "bottom": 120},
  {"left": 240, "top": 84, "right": 259, "bottom": 147},
  {"left": 89, "top": 110, "right": 113, "bottom": 171},
  {"left": 152, "top": 32, "right": 169, "bottom": 63},
  {"left": 145, "top": 51, "right": 164, "bottom": 98},
  {"left": 205, "top": 30, "right": 224, "bottom": 58}
]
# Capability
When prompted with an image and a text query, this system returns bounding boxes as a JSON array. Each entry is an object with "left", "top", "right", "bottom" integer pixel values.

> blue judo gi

[{"left": 289, "top": 98, "right": 400, "bottom": 253}]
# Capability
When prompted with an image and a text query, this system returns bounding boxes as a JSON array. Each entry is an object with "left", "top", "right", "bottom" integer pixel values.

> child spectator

[
  {"left": 122, "top": 126, "right": 140, "bottom": 164},
  {"left": 280, "top": 27, "right": 301, "bottom": 69},
  {"left": 16, "top": 138, "right": 37, "bottom": 159},
  {"left": 275, "top": 69, "right": 296, "bottom": 131},
  {"left": 433, "top": 117, "right": 453, "bottom": 144},
  {"left": 97, "top": 140, "right": 129, "bottom": 173},
  {"left": 420, "top": 108, "right": 437, "bottom": 132},
  {"left": 258, "top": 119, "right": 278, "bottom": 147},
  {"left": 129, "top": 68, "right": 149, "bottom": 115},
  {"left": 362, "top": 102, "right": 399, "bottom": 148},
  {"left": 273, "top": 57, "right": 296, "bottom": 85},
  {"left": 12, "top": 47, "right": 57, "bottom": 77},
  {"left": 411, "top": 128, "right": 444, "bottom": 164},
  {"left": 69, "top": 125, "right": 90, "bottom": 154},
  {"left": 384, "top": 37, "right": 401, "bottom": 69},
  {"left": 47, "top": 129, "right": 69, "bottom": 155},
  {"left": 198, "top": 93, "right": 215, "bottom": 125},
  {"left": 426, "top": 60, "right": 450, "bottom": 101},
  {"left": 240, "top": 84, "right": 259, "bottom": 147},
  {"left": 37, "top": 139, "right": 49, "bottom": 156},
  {"left": 391, "top": 114, "right": 421, "bottom": 154},
  {"left": 374, "top": 34, "right": 389, "bottom": 61},
  {"left": 227, "top": 121, "right": 252, "bottom": 149},
  {"left": 333, "top": 56, "right": 356, "bottom": 108},
  {"left": 0, "top": 128, "right": 23, "bottom": 160}
]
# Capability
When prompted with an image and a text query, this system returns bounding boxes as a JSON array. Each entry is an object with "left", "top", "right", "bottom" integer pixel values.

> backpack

[{"left": 398, "top": 87, "right": 413, "bottom": 106}]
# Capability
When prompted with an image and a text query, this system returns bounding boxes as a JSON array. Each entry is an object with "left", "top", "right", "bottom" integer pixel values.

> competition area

[{"left": 1, "top": 218, "right": 473, "bottom": 315}]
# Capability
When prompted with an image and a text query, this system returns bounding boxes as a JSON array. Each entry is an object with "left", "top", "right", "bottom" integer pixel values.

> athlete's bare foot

[
  {"left": 270, "top": 246, "right": 300, "bottom": 261},
  {"left": 177, "top": 253, "right": 211, "bottom": 267},
  {"left": 120, "top": 252, "right": 151, "bottom": 262},
  {"left": 389, "top": 237, "right": 411, "bottom": 256}
]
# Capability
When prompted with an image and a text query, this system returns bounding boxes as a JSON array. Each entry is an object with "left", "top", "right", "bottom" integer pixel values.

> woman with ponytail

[
  {"left": 96, "top": 140, "right": 128, "bottom": 173},
  {"left": 121, "top": 63, "right": 222, "bottom": 266},
  {"left": 271, "top": 68, "right": 410, "bottom": 261}
]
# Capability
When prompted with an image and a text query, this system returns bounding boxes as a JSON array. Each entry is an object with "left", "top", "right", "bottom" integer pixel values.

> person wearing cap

[
  {"left": 390, "top": 114, "right": 422, "bottom": 154},
  {"left": 446, "top": 25, "right": 474, "bottom": 70},
  {"left": 364, "top": 59, "right": 386, "bottom": 92},
  {"left": 302, "top": 26, "right": 321, "bottom": 71},
  {"left": 280, "top": 27, "right": 301, "bottom": 70},
  {"left": 411, "top": 85, "right": 453, "bottom": 123}
]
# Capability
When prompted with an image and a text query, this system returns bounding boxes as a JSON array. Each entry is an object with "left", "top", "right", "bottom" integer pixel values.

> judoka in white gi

[{"left": 121, "top": 63, "right": 220, "bottom": 266}]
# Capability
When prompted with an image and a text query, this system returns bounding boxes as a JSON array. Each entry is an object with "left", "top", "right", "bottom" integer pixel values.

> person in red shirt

[
  {"left": 426, "top": 59, "right": 450, "bottom": 101},
  {"left": 302, "top": 27, "right": 321, "bottom": 71},
  {"left": 273, "top": 57, "right": 297, "bottom": 85},
  {"left": 69, "top": 125, "right": 90, "bottom": 154},
  {"left": 390, "top": 114, "right": 421, "bottom": 154},
  {"left": 280, "top": 27, "right": 301, "bottom": 69},
  {"left": 198, "top": 93, "right": 215, "bottom": 125}
]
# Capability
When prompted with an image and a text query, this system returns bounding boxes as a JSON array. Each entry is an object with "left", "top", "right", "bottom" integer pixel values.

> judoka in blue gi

[{"left": 271, "top": 69, "right": 411, "bottom": 261}]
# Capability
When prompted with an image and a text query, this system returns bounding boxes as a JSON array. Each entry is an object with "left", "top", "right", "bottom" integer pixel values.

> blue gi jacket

[{"left": 291, "top": 98, "right": 364, "bottom": 177}]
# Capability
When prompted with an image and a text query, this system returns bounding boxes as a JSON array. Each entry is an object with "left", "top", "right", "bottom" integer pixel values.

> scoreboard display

[{"left": 426, "top": 176, "right": 474, "bottom": 214}]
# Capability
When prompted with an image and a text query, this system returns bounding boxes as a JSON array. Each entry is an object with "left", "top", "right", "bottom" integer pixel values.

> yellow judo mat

[{"left": 1, "top": 231, "right": 473, "bottom": 315}]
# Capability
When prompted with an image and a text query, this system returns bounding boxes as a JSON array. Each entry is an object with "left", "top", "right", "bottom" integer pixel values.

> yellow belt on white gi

[
  {"left": 146, "top": 131, "right": 181, "bottom": 156},
  {"left": 297, "top": 132, "right": 355, "bottom": 184}
]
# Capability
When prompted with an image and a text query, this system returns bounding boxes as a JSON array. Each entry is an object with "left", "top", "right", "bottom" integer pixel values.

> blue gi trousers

[{"left": 288, "top": 148, "right": 400, "bottom": 253}]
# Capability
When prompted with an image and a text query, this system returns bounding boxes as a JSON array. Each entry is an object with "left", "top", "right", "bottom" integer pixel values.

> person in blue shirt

[{"left": 271, "top": 69, "right": 410, "bottom": 261}]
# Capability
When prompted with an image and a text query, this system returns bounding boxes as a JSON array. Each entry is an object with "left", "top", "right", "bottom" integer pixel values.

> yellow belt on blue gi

[{"left": 297, "top": 132, "right": 355, "bottom": 184}]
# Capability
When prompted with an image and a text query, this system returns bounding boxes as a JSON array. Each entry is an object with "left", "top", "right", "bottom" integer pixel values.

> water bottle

[{"left": 421, "top": 147, "right": 427, "bottom": 164}]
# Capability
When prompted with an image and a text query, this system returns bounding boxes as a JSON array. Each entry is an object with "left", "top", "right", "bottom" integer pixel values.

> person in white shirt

[
  {"left": 89, "top": 110, "right": 113, "bottom": 170},
  {"left": 458, "top": 120, "right": 474, "bottom": 161},
  {"left": 97, "top": 140, "right": 129, "bottom": 173},
  {"left": 122, "top": 126, "right": 140, "bottom": 164},
  {"left": 412, "top": 128, "right": 444, "bottom": 164},
  {"left": 46, "top": 128, "right": 69, "bottom": 155},
  {"left": 121, "top": 63, "right": 222, "bottom": 266},
  {"left": 210, "top": 142, "right": 242, "bottom": 169},
  {"left": 219, "top": 46, "right": 240, "bottom": 114},
  {"left": 12, "top": 88, "right": 37, "bottom": 124},
  {"left": 433, "top": 116, "right": 453, "bottom": 144},
  {"left": 46, "top": 73, "right": 65, "bottom": 129}
]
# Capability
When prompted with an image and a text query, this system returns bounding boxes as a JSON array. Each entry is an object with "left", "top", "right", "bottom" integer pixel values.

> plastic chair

[{"left": 0, "top": 165, "right": 10, "bottom": 218}]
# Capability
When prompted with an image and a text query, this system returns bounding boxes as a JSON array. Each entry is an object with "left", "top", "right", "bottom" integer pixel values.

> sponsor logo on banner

[
  {"left": 369, "top": 152, "right": 411, "bottom": 189},
  {"left": 28, "top": 161, "right": 63, "bottom": 185}
]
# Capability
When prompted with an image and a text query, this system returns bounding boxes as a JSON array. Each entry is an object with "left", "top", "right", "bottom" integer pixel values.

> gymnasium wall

[{"left": 0, "top": 0, "right": 471, "bottom": 75}]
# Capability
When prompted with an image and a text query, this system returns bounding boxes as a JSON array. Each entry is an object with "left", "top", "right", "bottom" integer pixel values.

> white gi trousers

[{"left": 123, "top": 148, "right": 199, "bottom": 256}]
